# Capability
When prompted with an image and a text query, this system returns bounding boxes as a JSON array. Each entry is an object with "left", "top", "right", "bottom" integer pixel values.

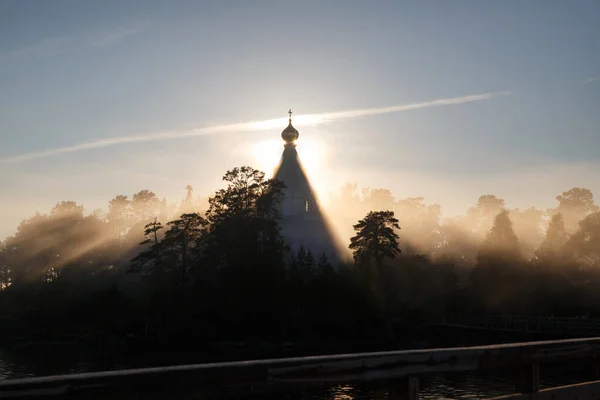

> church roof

[
  {"left": 272, "top": 110, "right": 347, "bottom": 264},
  {"left": 281, "top": 109, "right": 299, "bottom": 144},
  {"left": 274, "top": 145, "right": 314, "bottom": 200}
]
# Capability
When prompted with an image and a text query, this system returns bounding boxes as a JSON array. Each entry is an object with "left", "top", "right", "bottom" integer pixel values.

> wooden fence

[
  {"left": 438, "top": 315, "right": 600, "bottom": 336},
  {"left": 1, "top": 338, "right": 600, "bottom": 399}
]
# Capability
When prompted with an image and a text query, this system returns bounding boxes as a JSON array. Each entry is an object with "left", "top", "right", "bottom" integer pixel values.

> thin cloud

[
  {"left": 302, "top": 90, "right": 512, "bottom": 123},
  {"left": 88, "top": 21, "right": 152, "bottom": 47},
  {"left": 0, "top": 90, "right": 511, "bottom": 163},
  {"left": 0, "top": 35, "right": 76, "bottom": 62},
  {"left": 581, "top": 77, "right": 599, "bottom": 85},
  {"left": 0, "top": 22, "right": 150, "bottom": 63}
]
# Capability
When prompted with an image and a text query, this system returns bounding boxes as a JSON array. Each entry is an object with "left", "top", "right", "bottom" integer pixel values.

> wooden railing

[
  {"left": 1, "top": 338, "right": 600, "bottom": 399},
  {"left": 438, "top": 315, "right": 600, "bottom": 336}
]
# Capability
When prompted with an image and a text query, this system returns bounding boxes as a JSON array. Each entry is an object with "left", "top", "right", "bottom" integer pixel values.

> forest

[{"left": 0, "top": 165, "right": 599, "bottom": 352}]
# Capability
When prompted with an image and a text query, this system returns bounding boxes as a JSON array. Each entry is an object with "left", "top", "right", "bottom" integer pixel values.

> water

[{"left": 0, "top": 347, "right": 594, "bottom": 399}]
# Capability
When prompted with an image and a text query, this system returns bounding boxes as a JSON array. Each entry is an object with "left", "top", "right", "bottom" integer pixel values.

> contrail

[{"left": 1, "top": 90, "right": 510, "bottom": 163}]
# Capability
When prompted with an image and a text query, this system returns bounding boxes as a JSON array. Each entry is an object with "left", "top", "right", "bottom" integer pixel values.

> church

[{"left": 272, "top": 110, "right": 344, "bottom": 264}]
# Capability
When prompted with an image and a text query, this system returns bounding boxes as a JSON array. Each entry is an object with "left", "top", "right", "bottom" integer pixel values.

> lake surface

[{"left": 0, "top": 346, "right": 594, "bottom": 399}]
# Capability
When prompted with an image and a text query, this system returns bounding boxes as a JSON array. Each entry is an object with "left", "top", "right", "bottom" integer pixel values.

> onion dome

[{"left": 282, "top": 109, "right": 299, "bottom": 144}]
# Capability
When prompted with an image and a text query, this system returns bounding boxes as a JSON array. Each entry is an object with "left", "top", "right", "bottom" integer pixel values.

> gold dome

[{"left": 281, "top": 109, "right": 299, "bottom": 144}]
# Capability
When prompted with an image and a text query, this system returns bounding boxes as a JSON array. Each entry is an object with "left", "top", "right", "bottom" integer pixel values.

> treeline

[{"left": 0, "top": 166, "right": 599, "bottom": 347}]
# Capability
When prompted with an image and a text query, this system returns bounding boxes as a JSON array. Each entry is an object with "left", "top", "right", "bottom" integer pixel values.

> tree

[
  {"left": 564, "top": 212, "right": 600, "bottom": 268},
  {"left": 3, "top": 203, "right": 112, "bottom": 286},
  {"left": 178, "top": 185, "right": 205, "bottom": 215},
  {"left": 128, "top": 218, "right": 164, "bottom": 275},
  {"left": 160, "top": 213, "right": 208, "bottom": 288},
  {"left": 477, "top": 209, "right": 521, "bottom": 265},
  {"left": 317, "top": 253, "right": 333, "bottom": 272},
  {"left": 349, "top": 211, "right": 401, "bottom": 268},
  {"left": 204, "top": 166, "right": 287, "bottom": 272},
  {"left": 434, "top": 216, "right": 478, "bottom": 268},
  {"left": 363, "top": 188, "right": 395, "bottom": 212},
  {"left": 107, "top": 195, "right": 132, "bottom": 240},
  {"left": 0, "top": 241, "right": 9, "bottom": 290},
  {"left": 131, "top": 190, "right": 162, "bottom": 224},
  {"left": 467, "top": 195, "right": 506, "bottom": 238},
  {"left": 289, "top": 246, "right": 317, "bottom": 285},
  {"left": 470, "top": 210, "right": 523, "bottom": 313},
  {"left": 51, "top": 201, "right": 85, "bottom": 218},
  {"left": 509, "top": 207, "right": 544, "bottom": 260},
  {"left": 535, "top": 213, "right": 569, "bottom": 265},
  {"left": 130, "top": 214, "right": 207, "bottom": 287},
  {"left": 395, "top": 197, "right": 441, "bottom": 256},
  {"left": 202, "top": 167, "right": 288, "bottom": 336},
  {"left": 555, "top": 188, "right": 599, "bottom": 233}
]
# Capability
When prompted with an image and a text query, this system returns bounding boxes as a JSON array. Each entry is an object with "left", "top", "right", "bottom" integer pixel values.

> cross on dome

[{"left": 281, "top": 109, "right": 299, "bottom": 145}]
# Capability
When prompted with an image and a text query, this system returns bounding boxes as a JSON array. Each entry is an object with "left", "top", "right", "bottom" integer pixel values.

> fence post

[
  {"left": 388, "top": 376, "right": 419, "bottom": 400},
  {"left": 594, "top": 356, "right": 600, "bottom": 380},
  {"left": 515, "top": 363, "right": 540, "bottom": 394}
]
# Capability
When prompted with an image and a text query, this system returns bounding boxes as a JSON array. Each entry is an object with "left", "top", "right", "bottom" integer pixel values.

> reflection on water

[
  {"left": 273, "top": 374, "right": 515, "bottom": 399},
  {"left": 0, "top": 348, "right": 594, "bottom": 399}
]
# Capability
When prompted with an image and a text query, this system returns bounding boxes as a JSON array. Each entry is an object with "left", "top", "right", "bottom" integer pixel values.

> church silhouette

[{"left": 273, "top": 110, "right": 344, "bottom": 265}]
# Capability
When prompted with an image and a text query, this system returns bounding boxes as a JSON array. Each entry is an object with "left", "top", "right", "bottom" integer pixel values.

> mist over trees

[{"left": 1, "top": 166, "right": 600, "bottom": 350}]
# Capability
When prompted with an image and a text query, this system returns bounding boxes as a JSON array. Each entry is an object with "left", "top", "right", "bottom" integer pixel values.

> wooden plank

[
  {"left": 488, "top": 380, "right": 600, "bottom": 400},
  {"left": 388, "top": 377, "right": 419, "bottom": 400},
  {"left": 1, "top": 338, "right": 600, "bottom": 397},
  {"left": 515, "top": 364, "right": 540, "bottom": 394}
]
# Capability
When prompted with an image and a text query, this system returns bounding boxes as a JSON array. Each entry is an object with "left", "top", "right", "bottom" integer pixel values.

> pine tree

[
  {"left": 535, "top": 213, "right": 569, "bottom": 265},
  {"left": 290, "top": 246, "right": 318, "bottom": 284},
  {"left": 317, "top": 252, "right": 333, "bottom": 272},
  {"left": 564, "top": 212, "right": 600, "bottom": 268},
  {"left": 160, "top": 213, "right": 208, "bottom": 287},
  {"left": 349, "top": 210, "right": 401, "bottom": 268},
  {"left": 204, "top": 166, "right": 287, "bottom": 273},
  {"left": 477, "top": 209, "right": 521, "bottom": 266},
  {"left": 128, "top": 218, "right": 164, "bottom": 275}
]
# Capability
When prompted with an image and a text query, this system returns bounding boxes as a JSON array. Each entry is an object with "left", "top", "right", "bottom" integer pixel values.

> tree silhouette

[
  {"left": 130, "top": 213, "right": 207, "bottom": 288},
  {"left": 477, "top": 209, "right": 521, "bottom": 264},
  {"left": 395, "top": 197, "right": 441, "bottom": 256},
  {"left": 107, "top": 195, "right": 132, "bottom": 241},
  {"left": 509, "top": 207, "right": 544, "bottom": 260},
  {"left": 177, "top": 185, "right": 206, "bottom": 216},
  {"left": 204, "top": 166, "right": 286, "bottom": 272},
  {"left": 317, "top": 252, "right": 333, "bottom": 272},
  {"left": 3, "top": 165, "right": 600, "bottom": 358},
  {"left": 0, "top": 240, "right": 9, "bottom": 290},
  {"left": 3, "top": 203, "right": 112, "bottom": 285},
  {"left": 289, "top": 246, "right": 317, "bottom": 285},
  {"left": 128, "top": 218, "right": 164, "bottom": 275},
  {"left": 199, "top": 167, "right": 289, "bottom": 337},
  {"left": 564, "top": 211, "right": 600, "bottom": 268},
  {"left": 470, "top": 210, "right": 523, "bottom": 313},
  {"left": 349, "top": 211, "right": 401, "bottom": 268},
  {"left": 362, "top": 188, "right": 395, "bottom": 212},
  {"left": 467, "top": 195, "right": 506, "bottom": 238},
  {"left": 555, "top": 188, "right": 599, "bottom": 233},
  {"left": 535, "top": 213, "right": 569, "bottom": 266},
  {"left": 434, "top": 216, "right": 478, "bottom": 268},
  {"left": 161, "top": 213, "right": 208, "bottom": 288}
]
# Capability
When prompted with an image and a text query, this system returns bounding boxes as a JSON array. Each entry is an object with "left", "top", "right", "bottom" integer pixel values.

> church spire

[{"left": 281, "top": 109, "right": 299, "bottom": 145}]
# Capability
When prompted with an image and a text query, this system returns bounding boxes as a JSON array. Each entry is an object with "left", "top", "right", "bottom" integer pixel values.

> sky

[{"left": 0, "top": 0, "right": 599, "bottom": 239}]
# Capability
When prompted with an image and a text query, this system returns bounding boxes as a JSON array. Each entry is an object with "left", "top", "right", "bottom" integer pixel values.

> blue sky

[{"left": 1, "top": 0, "right": 599, "bottom": 238}]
